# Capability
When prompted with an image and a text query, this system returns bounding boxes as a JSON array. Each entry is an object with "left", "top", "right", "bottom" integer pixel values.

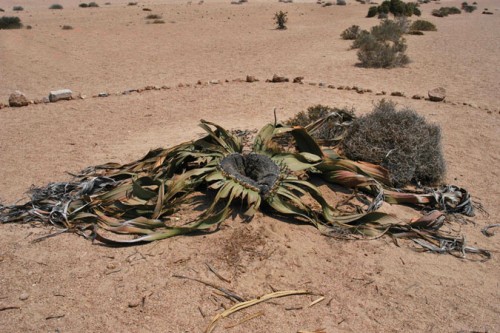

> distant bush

[
  {"left": 463, "top": 5, "right": 477, "bottom": 12},
  {"left": 26, "top": 24, "right": 32, "bottom": 29},
  {"left": 341, "top": 25, "right": 367, "bottom": 40},
  {"left": 79, "top": 3, "right": 89, "bottom": 7},
  {"left": 354, "top": 19, "right": 409, "bottom": 68},
  {"left": 62, "top": 25, "right": 73, "bottom": 30},
  {"left": 128, "top": 2, "right": 138, "bottom": 5},
  {"left": 0, "top": 8, "right": 5, "bottom": 12},
  {"left": 88, "top": 2, "right": 99, "bottom": 7},
  {"left": 274, "top": 10, "right": 288, "bottom": 30},
  {"left": 337, "top": 0, "right": 346, "bottom": 5},
  {"left": 367, "top": 6, "right": 378, "bottom": 17},
  {"left": 152, "top": 19, "right": 165, "bottom": 24},
  {"left": 368, "top": 0, "right": 421, "bottom": 18},
  {"left": 146, "top": 14, "right": 162, "bottom": 19},
  {"left": 0, "top": 16, "right": 23, "bottom": 29},
  {"left": 49, "top": 4, "right": 63, "bottom": 9},
  {"left": 410, "top": 19, "right": 436, "bottom": 31},
  {"left": 341, "top": 100, "right": 446, "bottom": 187},
  {"left": 80, "top": 2, "right": 99, "bottom": 7},
  {"left": 432, "top": 7, "right": 461, "bottom": 17},
  {"left": 13, "top": 6, "right": 24, "bottom": 11}
]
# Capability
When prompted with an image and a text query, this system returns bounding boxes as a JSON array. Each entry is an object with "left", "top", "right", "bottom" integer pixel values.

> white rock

[{"left": 49, "top": 89, "right": 73, "bottom": 102}]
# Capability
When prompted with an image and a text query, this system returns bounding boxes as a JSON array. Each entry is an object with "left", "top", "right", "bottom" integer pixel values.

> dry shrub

[
  {"left": 355, "top": 19, "right": 409, "bottom": 68},
  {"left": 49, "top": 4, "right": 63, "bottom": 9},
  {"left": 285, "top": 104, "right": 355, "bottom": 144},
  {"left": 410, "top": 19, "right": 436, "bottom": 31},
  {"left": 341, "top": 100, "right": 446, "bottom": 187},
  {"left": 146, "top": 14, "right": 162, "bottom": 19},
  {"left": 0, "top": 16, "right": 22, "bottom": 29},
  {"left": 341, "top": 25, "right": 368, "bottom": 40}
]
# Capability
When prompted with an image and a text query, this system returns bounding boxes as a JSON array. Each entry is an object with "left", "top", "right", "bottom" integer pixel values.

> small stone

[
  {"left": 177, "top": 83, "right": 184, "bottom": 88},
  {"left": 270, "top": 74, "right": 289, "bottom": 83},
  {"left": 209, "top": 79, "right": 220, "bottom": 85},
  {"left": 412, "top": 94, "right": 424, "bottom": 100},
  {"left": 9, "top": 91, "right": 29, "bottom": 107},
  {"left": 49, "top": 89, "right": 73, "bottom": 102},
  {"left": 197, "top": 80, "right": 202, "bottom": 85},
  {"left": 391, "top": 91, "right": 405, "bottom": 97},
  {"left": 318, "top": 82, "right": 326, "bottom": 87},
  {"left": 309, "top": 82, "right": 317, "bottom": 86},
  {"left": 292, "top": 76, "right": 304, "bottom": 84},
  {"left": 144, "top": 85, "right": 155, "bottom": 90},
  {"left": 365, "top": 89, "right": 373, "bottom": 93},
  {"left": 428, "top": 87, "right": 446, "bottom": 102},
  {"left": 98, "top": 92, "right": 109, "bottom": 97},
  {"left": 19, "top": 292, "right": 29, "bottom": 301},
  {"left": 337, "top": 86, "right": 345, "bottom": 90},
  {"left": 246, "top": 75, "right": 258, "bottom": 83},
  {"left": 161, "top": 85, "right": 170, "bottom": 90},
  {"left": 33, "top": 99, "right": 43, "bottom": 104},
  {"left": 106, "top": 263, "right": 117, "bottom": 270},
  {"left": 327, "top": 84, "right": 335, "bottom": 89},
  {"left": 42, "top": 97, "right": 50, "bottom": 103}
]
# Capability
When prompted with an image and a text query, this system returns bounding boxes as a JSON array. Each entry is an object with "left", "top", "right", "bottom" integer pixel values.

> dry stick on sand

[
  {"left": 205, "top": 289, "right": 312, "bottom": 333},
  {"left": 172, "top": 274, "right": 245, "bottom": 302}
]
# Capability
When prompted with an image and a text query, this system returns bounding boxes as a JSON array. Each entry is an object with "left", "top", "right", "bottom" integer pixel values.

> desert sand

[{"left": 0, "top": 0, "right": 499, "bottom": 332}]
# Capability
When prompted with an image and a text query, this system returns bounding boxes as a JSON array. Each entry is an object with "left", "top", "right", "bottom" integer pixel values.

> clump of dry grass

[{"left": 341, "top": 100, "right": 446, "bottom": 187}]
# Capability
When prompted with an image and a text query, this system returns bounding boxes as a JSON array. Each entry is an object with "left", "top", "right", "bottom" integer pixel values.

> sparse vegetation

[
  {"left": 432, "top": 7, "right": 461, "bottom": 17},
  {"left": 274, "top": 10, "right": 288, "bottom": 30},
  {"left": 62, "top": 25, "right": 73, "bottom": 30},
  {"left": 353, "top": 19, "right": 409, "bottom": 68},
  {"left": 49, "top": 4, "right": 63, "bottom": 9},
  {"left": 341, "top": 100, "right": 446, "bottom": 186},
  {"left": 146, "top": 14, "right": 162, "bottom": 19},
  {"left": 128, "top": 2, "right": 138, "bottom": 6},
  {"left": 462, "top": 3, "right": 477, "bottom": 13},
  {"left": 367, "top": 6, "right": 378, "bottom": 17},
  {"left": 341, "top": 25, "right": 367, "bottom": 40},
  {"left": 337, "top": 0, "right": 347, "bottom": 5},
  {"left": 13, "top": 6, "right": 24, "bottom": 11},
  {"left": 0, "top": 8, "right": 4, "bottom": 12},
  {"left": 152, "top": 19, "right": 165, "bottom": 24},
  {"left": 286, "top": 105, "right": 355, "bottom": 144},
  {"left": 410, "top": 19, "right": 436, "bottom": 31},
  {"left": 367, "top": 0, "right": 421, "bottom": 18},
  {"left": 0, "top": 16, "right": 23, "bottom": 29},
  {"left": 79, "top": 2, "right": 99, "bottom": 7},
  {"left": 79, "top": 3, "right": 89, "bottom": 7},
  {"left": 88, "top": 2, "right": 99, "bottom": 7}
]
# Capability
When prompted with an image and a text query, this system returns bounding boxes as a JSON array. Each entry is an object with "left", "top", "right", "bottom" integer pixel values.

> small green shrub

[
  {"left": 62, "top": 25, "right": 73, "bottom": 30},
  {"left": 49, "top": 4, "right": 63, "bottom": 9},
  {"left": 13, "top": 6, "right": 24, "bottom": 11},
  {"left": 410, "top": 19, "right": 436, "bottom": 31},
  {"left": 88, "top": 2, "right": 99, "bottom": 7},
  {"left": 0, "top": 16, "right": 23, "bottom": 29},
  {"left": 368, "top": 0, "right": 421, "bottom": 18},
  {"left": 79, "top": 3, "right": 89, "bottom": 7},
  {"left": 433, "top": 6, "right": 461, "bottom": 17},
  {"left": 337, "top": 0, "right": 346, "bottom": 5},
  {"left": 354, "top": 19, "right": 409, "bottom": 68},
  {"left": 341, "top": 100, "right": 446, "bottom": 187},
  {"left": 367, "top": 6, "right": 378, "bottom": 17},
  {"left": 274, "top": 10, "right": 288, "bottom": 30},
  {"left": 128, "top": 2, "right": 138, "bottom": 6},
  {"left": 463, "top": 4, "right": 477, "bottom": 12},
  {"left": 146, "top": 14, "right": 162, "bottom": 19},
  {"left": 341, "top": 25, "right": 367, "bottom": 40}
]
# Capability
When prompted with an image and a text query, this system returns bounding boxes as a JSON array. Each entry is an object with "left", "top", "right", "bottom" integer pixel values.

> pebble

[{"left": 19, "top": 292, "right": 29, "bottom": 301}]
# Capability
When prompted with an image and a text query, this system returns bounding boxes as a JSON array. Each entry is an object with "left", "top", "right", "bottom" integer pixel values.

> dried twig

[
  {"left": 482, "top": 224, "right": 500, "bottom": 237},
  {"left": 172, "top": 274, "right": 245, "bottom": 303},
  {"left": 205, "top": 262, "right": 231, "bottom": 283},
  {"left": 205, "top": 289, "right": 311, "bottom": 333}
]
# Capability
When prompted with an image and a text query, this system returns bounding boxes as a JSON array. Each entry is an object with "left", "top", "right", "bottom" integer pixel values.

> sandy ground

[{"left": 1, "top": 1, "right": 499, "bottom": 332}]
